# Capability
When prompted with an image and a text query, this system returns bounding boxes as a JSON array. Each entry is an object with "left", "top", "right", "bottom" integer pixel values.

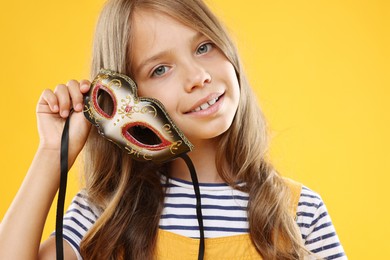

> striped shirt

[{"left": 60, "top": 177, "right": 346, "bottom": 259}]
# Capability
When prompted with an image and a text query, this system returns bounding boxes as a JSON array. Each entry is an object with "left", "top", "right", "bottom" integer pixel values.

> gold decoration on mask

[
  {"left": 118, "top": 95, "right": 135, "bottom": 119},
  {"left": 140, "top": 105, "right": 157, "bottom": 117},
  {"left": 163, "top": 124, "right": 174, "bottom": 138},
  {"left": 107, "top": 79, "right": 122, "bottom": 89},
  {"left": 170, "top": 140, "right": 183, "bottom": 154}
]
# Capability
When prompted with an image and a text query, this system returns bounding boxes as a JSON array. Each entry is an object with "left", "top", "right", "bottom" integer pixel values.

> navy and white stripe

[
  {"left": 61, "top": 192, "right": 102, "bottom": 260},
  {"left": 160, "top": 176, "right": 249, "bottom": 238},
  {"left": 59, "top": 178, "right": 346, "bottom": 259},
  {"left": 296, "top": 186, "right": 347, "bottom": 259}
]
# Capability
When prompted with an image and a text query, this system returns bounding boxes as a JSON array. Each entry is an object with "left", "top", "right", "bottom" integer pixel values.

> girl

[{"left": 0, "top": 0, "right": 346, "bottom": 259}]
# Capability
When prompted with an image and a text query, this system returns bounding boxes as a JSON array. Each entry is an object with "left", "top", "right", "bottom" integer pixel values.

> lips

[{"left": 188, "top": 93, "right": 224, "bottom": 113}]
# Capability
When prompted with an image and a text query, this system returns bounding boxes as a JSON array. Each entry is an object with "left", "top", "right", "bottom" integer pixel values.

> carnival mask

[{"left": 83, "top": 69, "right": 194, "bottom": 163}]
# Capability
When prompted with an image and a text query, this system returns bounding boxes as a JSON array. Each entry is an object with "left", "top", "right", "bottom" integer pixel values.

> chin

[{"left": 186, "top": 122, "right": 232, "bottom": 144}]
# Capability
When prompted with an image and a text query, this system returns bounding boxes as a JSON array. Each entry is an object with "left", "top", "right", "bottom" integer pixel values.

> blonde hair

[{"left": 81, "top": 0, "right": 309, "bottom": 259}]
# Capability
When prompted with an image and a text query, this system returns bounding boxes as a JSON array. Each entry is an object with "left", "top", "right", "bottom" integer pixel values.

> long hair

[{"left": 81, "top": 0, "right": 308, "bottom": 259}]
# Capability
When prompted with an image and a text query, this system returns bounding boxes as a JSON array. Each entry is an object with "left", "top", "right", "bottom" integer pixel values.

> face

[{"left": 131, "top": 10, "right": 240, "bottom": 145}]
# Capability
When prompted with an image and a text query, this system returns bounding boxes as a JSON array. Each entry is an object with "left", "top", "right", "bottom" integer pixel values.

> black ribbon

[
  {"left": 181, "top": 153, "right": 205, "bottom": 260},
  {"left": 55, "top": 114, "right": 71, "bottom": 260}
]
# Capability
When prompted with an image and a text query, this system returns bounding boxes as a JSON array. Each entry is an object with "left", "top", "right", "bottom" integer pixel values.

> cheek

[
  {"left": 218, "top": 61, "right": 240, "bottom": 94},
  {"left": 156, "top": 94, "right": 176, "bottom": 114},
  {"left": 137, "top": 86, "right": 177, "bottom": 115}
]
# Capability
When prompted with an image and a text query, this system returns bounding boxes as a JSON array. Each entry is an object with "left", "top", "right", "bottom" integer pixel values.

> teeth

[
  {"left": 192, "top": 97, "right": 219, "bottom": 112},
  {"left": 200, "top": 103, "right": 210, "bottom": 110},
  {"left": 207, "top": 98, "right": 217, "bottom": 105}
]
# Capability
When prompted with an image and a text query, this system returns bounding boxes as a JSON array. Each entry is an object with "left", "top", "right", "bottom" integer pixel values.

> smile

[{"left": 191, "top": 96, "right": 221, "bottom": 112}]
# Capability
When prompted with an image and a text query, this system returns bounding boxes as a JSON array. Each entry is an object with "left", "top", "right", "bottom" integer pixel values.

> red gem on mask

[{"left": 125, "top": 105, "right": 132, "bottom": 113}]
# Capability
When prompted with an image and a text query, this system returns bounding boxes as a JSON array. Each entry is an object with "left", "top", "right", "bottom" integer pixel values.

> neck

[{"left": 169, "top": 138, "right": 224, "bottom": 183}]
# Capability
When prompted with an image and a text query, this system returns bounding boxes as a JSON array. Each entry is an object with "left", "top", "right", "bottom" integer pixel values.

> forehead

[
  {"left": 130, "top": 9, "right": 202, "bottom": 70},
  {"left": 132, "top": 10, "right": 199, "bottom": 46}
]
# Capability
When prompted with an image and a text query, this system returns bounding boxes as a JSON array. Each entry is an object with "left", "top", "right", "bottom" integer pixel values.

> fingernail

[
  {"left": 75, "top": 103, "right": 83, "bottom": 111},
  {"left": 81, "top": 83, "right": 89, "bottom": 89},
  {"left": 53, "top": 105, "right": 59, "bottom": 112},
  {"left": 61, "top": 110, "right": 69, "bottom": 117}
]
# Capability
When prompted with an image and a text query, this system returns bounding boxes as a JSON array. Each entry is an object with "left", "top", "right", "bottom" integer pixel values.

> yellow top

[{"left": 155, "top": 178, "right": 302, "bottom": 259}]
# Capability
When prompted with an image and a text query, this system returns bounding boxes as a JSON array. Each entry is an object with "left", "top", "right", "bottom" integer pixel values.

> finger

[
  {"left": 79, "top": 79, "right": 91, "bottom": 93},
  {"left": 37, "top": 89, "right": 59, "bottom": 113},
  {"left": 67, "top": 80, "right": 84, "bottom": 112},
  {"left": 68, "top": 111, "right": 92, "bottom": 164},
  {"left": 53, "top": 84, "right": 71, "bottom": 118}
]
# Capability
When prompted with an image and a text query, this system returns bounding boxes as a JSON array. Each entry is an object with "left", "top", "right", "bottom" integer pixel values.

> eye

[
  {"left": 151, "top": 65, "right": 169, "bottom": 77},
  {"left": 196, "top": 42, "right": 213, "bottom": 55}
]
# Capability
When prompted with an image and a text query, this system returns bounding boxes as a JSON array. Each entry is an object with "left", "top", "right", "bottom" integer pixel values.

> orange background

[{"left": 1, "top": 1, "right": 389, "bottom": 258}]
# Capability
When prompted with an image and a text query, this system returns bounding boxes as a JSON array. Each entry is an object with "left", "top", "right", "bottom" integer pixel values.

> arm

[{"left": 0, "top": 80, "right": 91, "bottom": 260}]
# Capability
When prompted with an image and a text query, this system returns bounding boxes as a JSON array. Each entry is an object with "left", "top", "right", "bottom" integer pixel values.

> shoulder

[
  {"left": 61, "top": 190, "right": 102, "bottom": 260},
  {"left": 281, "top": 178, "right": 329, "bottom": 224},
  {"left": 281, "top": 178, "right": 347, "bottom": 258},
  {"left": 295, "top": 184, "right": 347, "bottom": 259},
  {"left": 64, "top": 190, "right": 102, "bottom": 227},
  {"left": 282, "top": 177, "right": 303, "bottom": 216}
]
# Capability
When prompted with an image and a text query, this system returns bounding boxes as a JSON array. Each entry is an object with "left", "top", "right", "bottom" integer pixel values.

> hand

[{"left": 36, "top": 79, "right": 92, "bottom": 164}]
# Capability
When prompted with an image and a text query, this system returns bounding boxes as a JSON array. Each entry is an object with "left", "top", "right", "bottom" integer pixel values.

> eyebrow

[
  {"left": 137, "top": 50, "right": 173, "bottom": 74},
  {"left": 135, "top": 32, "right": 206, "bottom": 74}
]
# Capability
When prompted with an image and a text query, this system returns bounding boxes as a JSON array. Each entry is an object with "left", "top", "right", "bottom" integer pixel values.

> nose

[{"left": 183, "top": 62, "right": 211, "bottom": 92}]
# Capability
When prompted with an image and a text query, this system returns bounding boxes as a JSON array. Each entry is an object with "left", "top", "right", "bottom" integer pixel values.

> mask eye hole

[
  {"left": 127, "top": 125, "right": 162, "bottom": 146},
  {"left": 92, "top": 84, "right": 117, "bottom": 118},
  {"left": 97, "top": 89, "right": 114, "bottom": 117},
  {"left": 122, "top": 122, "right": 172, "bottom": 151}
]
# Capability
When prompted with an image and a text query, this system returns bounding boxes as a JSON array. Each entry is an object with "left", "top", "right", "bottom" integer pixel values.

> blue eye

[
  {"left": 196, "top": 43, "right": 213, "bottom": 55},
  {"left": 152, "top": 65, "right": 169, "bottom": 77}
]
